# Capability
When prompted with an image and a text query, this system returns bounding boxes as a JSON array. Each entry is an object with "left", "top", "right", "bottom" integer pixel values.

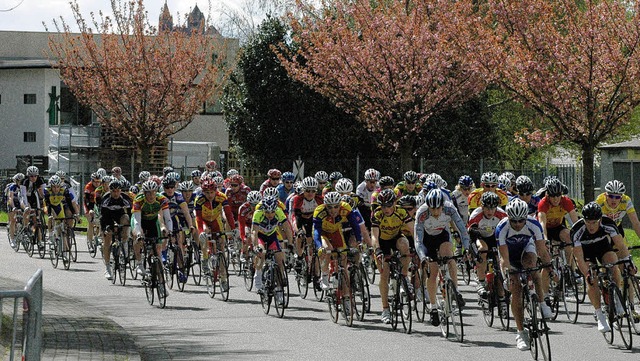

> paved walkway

[{"left": 1, "top": 276, "right": 140, "bottom": 361}]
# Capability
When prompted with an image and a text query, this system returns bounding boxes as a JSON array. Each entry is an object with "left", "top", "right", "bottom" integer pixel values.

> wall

[{"left": 171, "top": 114, "right": 229, "bottom": 150}]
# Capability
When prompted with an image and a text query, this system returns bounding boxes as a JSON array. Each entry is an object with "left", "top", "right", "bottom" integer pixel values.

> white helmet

[
  {"left": 264, "top": 187, "right": 279, "bottom": 198},
  {"left": 335, "top": 178, "right": 354, "bottom": 194},
  {"left": 506, "top": 199, "right": 529, "bottom": 221},
  {"left": 141, "top": 180, "right": 159, "bottom": 192},
  {"left": 301, "top": 176, "right": 318, "bottom": 190}
]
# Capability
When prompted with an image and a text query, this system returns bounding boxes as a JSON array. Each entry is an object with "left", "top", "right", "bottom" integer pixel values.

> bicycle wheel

[
  {"left": 459, "top": 259, "right": 471, "bottom": 285},
  {"left": 166, "top": 248, "right": 175, "bottom": 290},
  {"left": 243, "top": 261, "right": 254, "bottom": 291},
  {"left": 399, "top": 276, "right": 412, "bottom": 333},
  {"left": 561, "top": 268, "right": 579, "bottom": 324},
  {"left": 191, "top": 248, "right": 202, "bottom": 286},
  {"left": 312, "top": 254, "right": 324, "bottom": 301},
  {"left": 437, "top": 283, "right": 449, "bottom": 338},
  {"left": 205, "top": 257, "right": 216, "bottom": 298},
  {"left": 10, "top": 228, "right": 20, "bottom": 252},
  {"left": 447, "top": 280, "right": 464, "bottom": 342},
  {"left": 536, "top": 303, "right": 552, "bottom": 361},
  {"left": 351, "top": 267, "right": 366, "bottom": 321},
  {"left": 70, "top": 232, "right": 77, "bottom": 262},
  {"left": 367, "top": 254, "right": 377, "bottom": 285},
  {"left": 155, "top": 259, "right": 167, "bottom": 309},
  {"left": 25, "top": 228, "right": 35, "bottom": 257},
  {"left": 273, "top": 268, "right": 285, "bottom": 318},
  {"left": 36, "top": 227, "right": 46, "bottom": 259},
  {"left": 548, "top": 277, "right": 560, "bottom": 321},
  {"left": 498, "top": 294, "right": 511, "bottom": 331},
  {"left": 62, "top": 237, "right": 72, "bottom": 270},
  {"left": 49, "top": 237, "right": 59, "bottom": 269},
  {"left": 219, "top": 254, "right": 230, "bottom": 302},
  {"left": 175, "top": 247, "right": 187, "bottom": 292},
  {"left": 144, "top": 258, "right": 154, "bottom": 305},
  {"left": 88, "top": 232, "right": 98, "bottom": 258},
  {"left": 480, "top": 289, "right": 494, "bottom": 327},
  {"left": 524, "top": 294, "right": 539, "bottom": 360},
  {"left": 129, "top": 245, "right": 139, "bottom": 280},
  {"left": 261, "top": 269, "right": 272, "bottom": 315},
  {"left": 118, "top": 244, "right": 127, "bottom": 286},
  {"left": 340, "top": 271, "right": 354, "bottom": 327},
  {"left": 413, "top": 268, "right": 426, "bottom": 322},
  {"left": 327, "top": 287, "right": 339, "bottom": 323},
  {"left": 612, "top": 286, "right": 633, "bottom": 350},
  {"left": 627, "top": 275, "right": 640, "bottom": 335},
  {"left": 603, "top": 288, "right": 615, "bottom": 345},
  {"left": 297, "top": 255, "right": 310, "bottom": 299}
]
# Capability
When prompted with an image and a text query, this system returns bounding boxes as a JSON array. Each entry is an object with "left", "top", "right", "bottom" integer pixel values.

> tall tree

[
  {"left": 222, "top": 16, "right": 383, "bottom": 174},
  {"left": 47, "top": 0, "right": 232, "bottom": 169},
  {"left": 476, "top": 0, "right": 640, "bottom": 202},
  {"left": 280, "top": 0, "right": 485, "bottom": 170}
]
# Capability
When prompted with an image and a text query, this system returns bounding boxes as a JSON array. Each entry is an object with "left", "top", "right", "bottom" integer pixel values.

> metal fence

[{"left": 0, "top": 269, "right": 43, "bottom": 361}]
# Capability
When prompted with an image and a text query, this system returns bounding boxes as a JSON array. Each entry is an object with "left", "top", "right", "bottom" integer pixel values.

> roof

[
  {"left": 599, "top": 138, "right": 640, "bottom": 150},
  {"left": 0, "top": 58, "right": 54, "bottom": 69}
]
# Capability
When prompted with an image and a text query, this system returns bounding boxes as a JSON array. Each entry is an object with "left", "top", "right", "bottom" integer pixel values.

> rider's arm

[
  {"left": 312, "top": 215, "right": 324, "bottom": 249},
  {"left": 19, "top": 184, "right": 28, "bottom": 209},
  {"left": 537, "top": 211, "right": 549, "bottom": 239},
  {"left": 346, "top": 210, "right": 363, "bottom": 242},
  {"left": 160, "top": 208, "right": 172, "bottom": 233},
  {"left": 448, "top": 205, "right": 470, "bottom": 249},
  {"left": 179, "top": 201, "right": 194, "bottom": 229}
]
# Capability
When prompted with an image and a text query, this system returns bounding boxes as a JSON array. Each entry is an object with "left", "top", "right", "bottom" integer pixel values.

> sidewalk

[{"left": 1, "top": 277, "right": 140, "bottom": 361}]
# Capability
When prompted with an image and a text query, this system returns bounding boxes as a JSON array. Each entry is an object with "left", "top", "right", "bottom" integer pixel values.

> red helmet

[
  {"left": 150, "top": 175, "right": 161, "bottom": 185},
  {"left": 230, "top": 174, "right": 244, "bottom": 184},
  {"left": 267, "top": 169, "right": 282, "bottom": 178},
  {"left": 201, "top": 178, "right": 217, "bottom": 191},
  {"left": 205, "top": 160, "right": 217, "bottom": 170}
]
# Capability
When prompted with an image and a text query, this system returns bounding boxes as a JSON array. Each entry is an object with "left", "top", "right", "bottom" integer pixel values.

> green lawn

[{"left": 0, "top": 211, "right": 88, "bottom": 228}]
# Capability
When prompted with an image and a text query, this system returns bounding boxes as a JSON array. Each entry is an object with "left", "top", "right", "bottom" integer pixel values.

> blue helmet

[
  {"left": 282, "top": 172, "right": 295, "bottom": 182},
  {"left": 425, "top": 189, "right": 444, "bottom": 208},
  {"left": 458, "top": 175, "right": 474, "bottom": 188},
  {"left": 261, "top": 196, "right": 279, "bottom": 212}
]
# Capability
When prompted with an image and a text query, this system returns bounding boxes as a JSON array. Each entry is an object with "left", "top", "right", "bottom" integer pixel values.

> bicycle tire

[
  {"left": 367, "top": 254, "right": 377, "bottom": 285},
  {"left": 603, "top": 286, "right": 615, "bottom": 345},
  {"left": 261, "top": 268, "right": 272, "bottom": 315},
  {"left": 447, "top": 280, "right": 463, "bottom": 342},
  {"left": 274, "top": 267, "right": 285, "bottom": 318},
  {"left": 612, "top": 285, "right": 633, "bottom": 350},
  {"left": 413, "top": 267, "right": 426, "bottom": 323},
  {"left": 155, "top": 259, "right": 167, "bottom": 309},
  {"left": 175, "top": 247, "right": 187, "bottom": 292},
  {"left": 243, "top": 261, "right": 254, "bottom": 292},
  {"left": 496, "top": 273, "right": 510, "bottom": 331},
  {"left": 130, "top": 246, "right": 139, "bottom": 281},
  {"left": 340, "top": 270, "right": 354, "bottom": 327},
  {"left": 49, "top": 237, "right": 59, "bottom": 269},
  {"left": 437, "top": 282, "right": 449, "bottom": 338},
  {"left": 205, "top": 257, "right": 216, "bottom": 298},
  {"left": 525, "top": 293, "right": 539, "bottom": 360},
  {"left": 118, "top": 243, "right": 127, "bottom": 286},
  {"left": 88, "top": 232, "right": 98, "bottom": 258},
  {"left": 459, "top": 259, "right": 471, "bottom": 285},
  {"left": 192, "top": 248, "right": 202, "bottom": 286},
  {"left": 110, "top": 246, "right": 118, "bottom": 284},
  {"left": 480, "top": 290, "right": 494, "bottom": 327},
  {"left": 10, "top": 226, "right": 20, "bottom": 252},
  {"left": 70, "top": 232, "right": 77, "bottom": 262},
  {"left": 62, "top": 236, "right": 72, "bottom": 270},
  {"left": 219, "top": 254, "right": 230, "bottom": 302},
  {"left": 627, "top": 275, "right": 640, "bottom": 335},
  {"left": 25, "top": 230, "right": 34, "bottom": 257},
  {"left": 36, "top": 227, "right": 46, "bottom": 259},
  {"left": 561, "top": 267, "right": 579, "bottom": 324},
  {"left": 400, "top": 276, "right": 412, "bottom": 334},
  {"left": 312, "top": 254, "right": 324, "bottom": 301},
  {"left": 297, "top": 255, "right": 310, "bottom": 299},
  {"left": 537, "top": 302, "right": 552, "bottom": 361},
  {"left": 327, "top": 283, "right": 339, "bottom": 323},
  {"left": 351, "top": 266, "right": 366, "bottom": 321},
  {"left": 144, "top": 257, "right": 154, "bottom": 306}
]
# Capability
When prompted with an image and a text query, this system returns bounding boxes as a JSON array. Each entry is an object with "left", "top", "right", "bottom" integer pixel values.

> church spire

[{"left": 158, "top": 1, "right": 173, "bottom": 33}]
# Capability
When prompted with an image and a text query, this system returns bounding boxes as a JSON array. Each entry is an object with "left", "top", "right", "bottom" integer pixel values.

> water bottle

[
  {"left": 485, "top": 271, "right": 494, "bottom": 287},
  {"left": 389, "top": 279, "right": 396, "bottom": 296}
]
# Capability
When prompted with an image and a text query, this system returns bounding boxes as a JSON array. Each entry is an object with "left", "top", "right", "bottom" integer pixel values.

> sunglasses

[
  {"left": 271, "top": 178, "right": 281, "bottom": 181},
  {"left": 230, "top": 184, "right": 239, "bottom": 187},
  {"left": 461, "top": 186, "right": 471, "bottom": 191},
  {"left": 509, "top": 219, "right": 526, "bottom": 224},
  {"left": 485, "top": 184, "right": 497, "bottom": 188},
  {"left": 326, "top": 204, "right": 340, "bottom": 210},
  {"left": 285, "top": 181, "right": 294, "bottom": 184},
  {"left": 164, "top": 186, "right": 175, "bottom": 189},
  {"left": 548, "top": 193, "right": 562, "bottom": 198},
  {"left": 607, "top": 194, "right": 622, "bottom": 200},
  {"left": 29, "top": 175, "right": 37, "bottom": 178},
  {"left": 305, "top": 189, "right": 317, "bottom": 193}
]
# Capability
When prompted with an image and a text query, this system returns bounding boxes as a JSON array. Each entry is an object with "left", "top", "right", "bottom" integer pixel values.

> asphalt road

[{"left": 1, "top": 231, "right": 638, "bottom": 360}]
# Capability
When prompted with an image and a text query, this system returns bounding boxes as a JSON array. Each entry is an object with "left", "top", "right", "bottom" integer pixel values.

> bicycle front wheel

[
  {"left": 49, "top": 237, "right": 59, "bottom": 269},
  {"left": 175, "top": 247, "right": 187, "bottom": 292},
  {"left": 88, "top": 233, "right": 98, "bottom": 258},
  {"left": 447, "top": 280, "right": 463, "bottom": 342},
  {"left": 36, "top": 227, "right": 46, "bottom": 259},
  {"left": 191, "top": 248, "right": 202, "bottom": 286},
  {"left": 144, "top": 258, "right": 154, "bottom": 305},
  {"left": 219, "top": 254, "right": 230, "bottom": 302},
  {"left": 155, "top": 259, "right": 167, "bottom": 309},
  {"left": 62, "top": 237, "right": 72, "bottom": 270},
  {"left": 273, "top": 267, "right": 285, "bottom": 318},
  {"left": 399, "top": 276, "right": 412, "bottom": 334},
  {"left": 627, "top": 275, "right": 640, "bottom": 335},
  {"left": 311, "top": 254, "right": 324, "bottom": 301},
  {"left": 118, "top": 244, "right": 128, "bottom": 286},
  {"left": 297, "top": 255, "right": 309, "bottom": 299},
  {"left": 612, "top": 286, "right": 633, "bottom": 350},
  {"left": 243, "top": 261, "right": 254, "bottom": 292},
  {"left": 413, "top": 267, "right": 426, "bottom": 323},
  {"left": 351, "top": 266, "right": 366, "bottom": 321},
  {"left": 561, "top": 268, "right": 579, "bottom": 324},
  {"left": 205, "top": 258, "right": 216, "bottom": 298}
]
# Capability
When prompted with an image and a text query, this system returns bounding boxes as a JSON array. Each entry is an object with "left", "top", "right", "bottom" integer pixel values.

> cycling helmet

[
  {"left": 111, "top": 166, "right": 122, "bottom": 174},
  {"left": 428, "top": 173, "right": 447, "bottom": 188},
  {"left": 230, "top": 174, "right": 244, "bottom": 185},
  {"left": 48, "top": 175, "right": 62, "bottom": 186},
  {"left": 226, "top": 169, "right": 239, "bottom": 178},
  {"left": 397, "top": 195, "right": 417, "bottom": 208},
  {"left": 419, "top": 173, "right": 429, "bottom": 184},
  {"left": 481, "top": 191, "right": 500, "bottom": 208},
  {"left": 150, "top": 175, "right": 161, "bottom": 185},
  {"left": 91, "top": 172, "right": 101, "bottom": 180},
  {"left": 458, "top": 175, "right": 474, "bottom": 188},
  {"left": 247, "top": 191, "right": 262, "bottom": 205},
  {"left": 605, "top": 180, "right": 626, "bottom": 195},
  {"left": 262, "top": 196, "right": 279, "bottom": 212},
  {"left": 109, "top": 180, "right": 122, "bottom": 190},
  {"left": 212, "top": 176, "right": 224, "bottom": 186},
  {"left": 329, "top": 171, "right": 343, "bottom": 182},
  {"left": 545, "top": 177, "right": 564, "bottom": 196},
  {"left": 205, "top": 160, "right": 217, "bottom": 170},
  {"left": 335, "top": 178, "right": 354, "bottom": 194},
  {"left": 201, "top": 178, "right": 217, "bottom": 191},
  {"left": 166, "top": 172, "right": 181, "bottom": 182},
  {"left": 55, "top": 170, "right": 67, "bottom": 178},
  {"left": 506, "top": 199, "right": 529, "bottom": 220},
  {"left": 481, "top": 172, "right": 499, "bottom": 185},
  {"left": 582, "top": 201, "right": 603, "bottom": 220},
  {"left": 130, "top": 185, "right": 140, "bottom": 194},
  {"left": 364, "top": 168, "right": 380, "bottom": 181},
  {"left": 377, "top": 188, "right": 397, "bottom": 207},
  {"left": 403, "top": 170, "right": 419, "bottom": 183},
  {"left": 102, "top": 176, "right": 113, "bottom": 184},
  {"left": 422, "top": 181, "right": 438, "bottom": 192},
  {"left": 302, "top": 176, "right": 319, "bottom": 190},
  {"left": 182, "top": 181, "right": 196, "bottom": 192},
  {"left": 294, "top": 181, "right": 304, "bottom": 194},
  {"left": 141, "top": 180, "right": 159, "bottom": 192},
  {"left": 121, "top": 180, "right": 131, "bottom": 189},
  {"left": 210, "top": 171, "right": 223, "bottom": 179},
  {"left": 501, "top": 171, "right": 516, "bottom": 183},
  {"left": 282, "top": 172, "right": 295, "bottom": 182},
  {"left": 324, "top": 191, "right": 342, "bottom": 205},
  {"left": 96, "top": 168, "right": 107, "bottom": 178},
  {"left": 414, "top": 195, "right": 425, "bottom": 208},
  {"left": 162, "top": 166, "right": 174, "bottom": 176},
  {"left": 13, "top": 173, "right": 25, "bottom": 182},
  {"left": 425, "top": 189, "right": 444, "bottom": 208},
  {"left": 26, "top": 166, "right": 39, "bottom": 176},
  {"left": 191, "top": 169, "right": 202, "bottom": 178},
  {"left": 379, "top": 176, "right": 395, "bottom": 188},
  {"left": 341, "top": 194, "right": 356, "bottom": 208},
  {"left": 267, "top": 169, "right": 282, "bottom": 178},
  {"left": 315, "top": 171, "right": 329, "bottom": 183},
  {"left": 497, "top": 175, "right": 511, "bottom": 191},
  {"left": 264, "top": 187, "right": 279, "bottom": 198},
  {"left": 162, "top": 176, "right": 177, "bottom": 188},
  {"left": 139, "top": 171, "right": 151, "bottom": 181},
  {"left": 515, "top": 175, "right": 534, "bottom": 194}
]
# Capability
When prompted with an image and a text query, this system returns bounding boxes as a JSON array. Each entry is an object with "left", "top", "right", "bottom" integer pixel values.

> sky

[{"left": 0, "top": 0, "right": 233, "bottom": 32}]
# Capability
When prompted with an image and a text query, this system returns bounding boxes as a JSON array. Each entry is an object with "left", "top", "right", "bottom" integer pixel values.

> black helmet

[
  {"left": 397, "top": 195, "right": 417, "bottom": 208},
  {"left": 481, "top": 191, "right": 500, "bottom": 208},
  {"left": 582, "top": 202, "right": 602, "bottom": 220},
  {"left": 379, "top": 176, "right": 395, "bottom": 188},
  {"left": 377, "top": 189, "right": 397, "bottom": 207}
]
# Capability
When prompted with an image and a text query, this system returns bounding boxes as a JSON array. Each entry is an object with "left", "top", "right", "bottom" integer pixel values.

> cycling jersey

[
  {"left": 570, "top": 217, "right": 618, "bottom": 263},
  {"left": 451, "top": 189, "right": 470, "bottom": 224},
  {"left": 495, "top": 216, "right": 544, "bottom": 268},
  {"left": 293, "top": 193, "right": 323, "bottom": 236},
  {"left": 194, "top": 192, "right": 236, "bottom": 233},
  {"left": 394, "top": 181, "right": 422, "bottom": 196},
  {"left": 313, "top": 202, "right": 362, "bottom": 249},
  {"left": 468, "top": 188, "right": 509, "bottom": 210},
  {"left": 6, "top": 183, "right": 21, "bottom": 209},
  {"left": 371, "top": 206, "right": 412, "bottom": 241},
  {"left": 356, "top": 181, "right": 376, "bottom": 207},
  {"left": 20, "top": 177, "right": 45, "bottom": 209},
  {"left": 537, "top": 195, "right": 574, "bottom": 228},
  {"left": 259, "top": 179, "right": 278, "bottom": 194},
  {"left": 100, "top": 193, "right": 132, "bottom": 231},
  {"left": 132, "top": 193, "right": 169, "bottom": 221},
  {"left": 276, "top": 183, "right": 294, "bottom": 204},
  {"left": 84, "top": 181, "right": 98, "bottom": 213},
  {"left": 252, "top": 207, "right": 288, "bottom": 237},
  {"left": 594, "top": 192, "right": 636, "bottom": 226},
  {"left": 414, "top": 201, "right": 470, "bottom": 249},
  {"left": 237, "top": 202, "right": 255, "bottom": 242},
  {"left": 467, "top": 207, "right": 507, "bottom": 238},
  {"left": 43, "top": 186, "right": 75, "bottom": 218},
  {"left": 225, "top": 185, "right": 251, "bottom": 221},
  {"left": 162, "top": 191, "right": 188, "bottom": 229}
]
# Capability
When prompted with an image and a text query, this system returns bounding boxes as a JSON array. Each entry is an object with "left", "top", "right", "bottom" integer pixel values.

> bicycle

[
  {"left": 259, "top": 249, "right": 286, "bottom": 318},
  {"left": 385, "top": 251, "right": 413, "bottom": 333},
  {"left": 348, "top": 245, "right": 371, "bottom": 321},
  {"left": 323, "top": 249, "right": 356, "bottom": 327},
  {"left": 362, "top": 246, "right": 377, "bottom": 285},
  {"left": 477, "top": 248, "right": 510, "bottom": 330},
  {"left": 48, "top": 217, "right": 76, "bottom": 270},
  {"left": 510, "top": 264, "right": 552, "bottom": 361},
  {"left": 428, "top": 253, "right": 465, "bottom": 342},
  {"left": 186, "top": 231, "right": 202, "bottom": 286},
  {"left": 242, "top": 248, "right": 256, "bottom": 291},
  {"left": 204, "top": 232, "right": 231, "bottom": 301},
  {"left": 312, "top": 246, "right": 325, "bottom": 302},
  {"left": 107, "top": 223, "right": 129, "bottom": 286},
  {"left": 87, "top": 213, "right": 102, "bottom": 258},
  {"left": 294, "top": 233, "right": 312, "bottom": 299},
  {"left": 589, "top": 259, "right": 634, "bottom": 349},
  {"left": 547, "top": 240, "right": 579, "bottom": 324},
  {"left": 164, "top": 230, "right": 189, "bottom": 292},
  {"left": 27, "top": 208, "right": 47, "bottom": 259},
  {"left": 623, "top": 245, "right": 640, "bottom": 335},
  {"left": 140, "top": 236, "right": 168, "bottom": 308},
  {"left": 226, "top": 230, "right": 244, "bottom": 276},
  {"left": 9, "top": 208, "right": 26, "bottom": 253},
  {"left": 410, "top": 252, "right": 427, "bottom": 323}
]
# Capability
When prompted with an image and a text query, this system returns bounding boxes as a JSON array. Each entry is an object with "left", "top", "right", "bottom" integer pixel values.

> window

[
  {"left": 24, "top": 94, "right": 36, "bottom": 104},
  {"left": 0, "top": 94, "right": 2, "bottom": 104},
  {"left": 23, "top": 132, "right": 36, "bottom": 142}
]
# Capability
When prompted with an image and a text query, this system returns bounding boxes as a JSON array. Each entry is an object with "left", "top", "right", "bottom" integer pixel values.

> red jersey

[
  {"left": 537, "top": 195, "right": 575, "bottom": 228},
  {"left": 225, "top": 184, "right": 251, "bottom": 222},
  {"left": 237, "top": 202, "right": 255, "bottom": 241},
  {"left": 83, "top": 181, "right": 98, "bottom": 212}
]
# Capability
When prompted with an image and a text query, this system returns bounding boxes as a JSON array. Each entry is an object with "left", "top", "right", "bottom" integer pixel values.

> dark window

[
  {"left": 23, "top": 132, "right": 36, "bottom": 142},
  {"left": 0, "top": 94, "right": 2, "bottom": 104},
  {"left": 24, "top": 94, "right": 36, "bottom": 104}
]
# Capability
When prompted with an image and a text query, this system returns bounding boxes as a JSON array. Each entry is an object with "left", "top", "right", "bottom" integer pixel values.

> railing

[{"left": 0, "top": 269, "right": 43, "bottom": 361}]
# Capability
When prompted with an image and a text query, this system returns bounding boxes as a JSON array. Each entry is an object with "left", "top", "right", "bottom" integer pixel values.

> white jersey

[
  {"left": 451, "top": 189, "right": 470, "bottom": 224},
  {"left": 356, "top": 181, "right": 376, "bottom": 207},
  {"left": 495, "top": 217, "right": 544, "bottom": 247}
]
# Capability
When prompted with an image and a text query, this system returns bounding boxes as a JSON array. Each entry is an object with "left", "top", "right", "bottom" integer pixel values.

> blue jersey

[
  {"left": 162, "top": 191, "right": 187, "bottom": 219},
  {"left": 495, "top": 217, "right": 544, "bottom": 247},
  {"left": 277, "top": 184, "right": 294, "bottom": 204}
]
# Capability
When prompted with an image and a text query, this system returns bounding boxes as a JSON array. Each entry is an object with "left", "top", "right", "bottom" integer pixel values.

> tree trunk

[
  {"left": 399, "top": 139, "right": 415, "bottom": 173},
  {"left": 139, "top": 144, "right": 151, "bottom": 172},
  {"left": 582, "top": 143, "right": 595, "bottom": 203}
]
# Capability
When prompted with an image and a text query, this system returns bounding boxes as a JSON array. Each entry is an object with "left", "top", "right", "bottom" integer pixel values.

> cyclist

[
  {"left": 225, "top": 174, "right": 251, "bottom": 223},
  {"left": 135, "top": 171, "right": 150, "bottom": 189},
  {"left": 111, "top": 166, "right": 128, "bottom": 183},
  {"left": 223, "top": 169, "right": 239, "bottom": 189},
  {"left": 394, "top": 170, "right": 422, "bottom": 196},
  {"left": 238, "top": 191, "right": 262, "bottom": 260},
  {"left": 370, "top": 176, "right": 396, "bottom": 214},
  {"left": 84, "top": 172, "right": 103, "bottom": 244},
  {"left": 292, "top": 177, "right": 324, "bottom": 263},
  {"left": 415, "top": 188, "right": 470, "bottom": 326},
  {"left": 336, "top": 179, "right": 372, "bottom": 248},
  {"left": 43, "top": 175, "right": 79, "bottom": 261},
  {"left": 595, "top": 180, "right": 640, "bottom": 243},
  {"left": 314, "top": 192, "right": 363, "bottom": 292},
  {"left": 191, "top": 169, "right": 202, "bottom": 188},
  {"left": 498, "top": 174, "right": 513, "bottom": 197},
  {"left": 277, "top": 172, "right": 296, "bottom": 203},
  {"left": 322, "top": 171, "right": 343, "bottom": 196},
  {"left": 315, "top": 171, "right": 329, "bottom": 193},
  {"left": 501, "top": 171, "right": 518, "bottom": 196},
  {"left": 356, "top": 168, "right": 380, "bottom": 229},
  {"left": 251, "top": 196, "right": 294, "bottom": 292},
  {"left": 467, "top": 192, "right": 507, "bottom": 296},
  {"left": 371, "top": 189, "right": 413, "bottom": 324},
  {"left": 205, "top": 160, "right": 217, "bottom": 173},
  {"left": 100, "top": 180, "right": 132, "bottom": 280},
  {"left": 161, "top": 174, "right": 195, "bottom": 282},
  {"left": 451, "top": 175, "right": 474, "bottom": 225},
  {"left": 258, "top": 169, "right": 282, "bottom": 194},
  {"left": 131, "top": 180, "right": 172, "bottom": 277},
  {"left": 6, "top": 173, "right": 24, "bottom": 246},
  {"left": 468, "top": 172, "right": 509, "bottom": 213},
  {"left": 513, "top": 175, "right": 540, "bottom": 216},
  {"left": 496, "top": 198, "right": 551, "bottom": 351},
  {"left": 571, "top": 202, "right": 634, "bottom": 333},
  {"left": 20, "top": 166, "right": 46, "bottom": 234}
]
